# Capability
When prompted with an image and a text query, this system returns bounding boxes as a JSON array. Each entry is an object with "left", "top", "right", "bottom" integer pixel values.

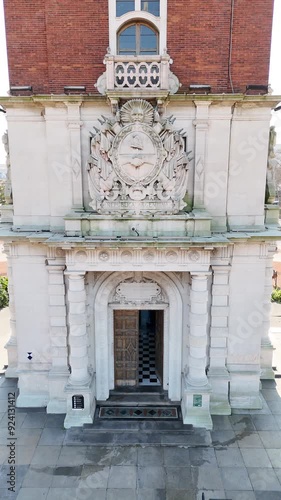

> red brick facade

[{"left": 4, "top": 0, "right": 274, "bottom": 94}]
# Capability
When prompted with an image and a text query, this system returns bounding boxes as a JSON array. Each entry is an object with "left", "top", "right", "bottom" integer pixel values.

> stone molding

[{"left": 65, "top": 246, "right": 211, "bottom": 271}]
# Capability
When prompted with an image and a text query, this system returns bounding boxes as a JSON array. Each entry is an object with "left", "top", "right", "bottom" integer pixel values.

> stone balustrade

[{"left": 105, "top": 53, "right": 170, "bottom": 91}]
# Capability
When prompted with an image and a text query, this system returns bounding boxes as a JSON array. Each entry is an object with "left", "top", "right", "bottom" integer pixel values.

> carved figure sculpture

[{"left": 87, "top": 99, "right": 190, "bottom": 215}]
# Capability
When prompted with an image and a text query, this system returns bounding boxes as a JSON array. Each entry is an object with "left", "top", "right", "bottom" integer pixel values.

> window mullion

[
  {"left": 135, "top": 0, "right": 141, "bottom": 11},
  {"left": 136, "top": 24, "right": 140, "bottom": 55}
]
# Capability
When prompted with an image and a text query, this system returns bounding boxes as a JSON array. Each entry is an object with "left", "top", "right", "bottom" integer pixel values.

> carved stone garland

[{"left": 87, "top": 99, "right": 190, "bottom": 215}]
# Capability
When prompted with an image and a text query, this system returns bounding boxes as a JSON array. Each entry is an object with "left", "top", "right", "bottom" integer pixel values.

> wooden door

[
  {"left": 114, "top": 310, "right": 139, "bottom": 387},
  {"left": 155, "top": 310, "right": 163, "bottom": 383}
]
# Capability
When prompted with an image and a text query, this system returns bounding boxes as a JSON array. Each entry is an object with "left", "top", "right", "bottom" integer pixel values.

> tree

[
  {"left": 0, "top": 276, "right": 9, "bottom": 310},
  {"left": 0, "top": 181, "right": 5, "bottom": 205}
]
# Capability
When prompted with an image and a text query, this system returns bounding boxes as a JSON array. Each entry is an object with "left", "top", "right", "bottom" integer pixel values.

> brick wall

[
  {"left": 167, "top": 0, "right": 274, "bottom": 93},
  {"left": 4, "top": 0, "right": 109, "bottom": 94},
  {"left": 4, "top": 0, "right": 273, "bottom": 94}
]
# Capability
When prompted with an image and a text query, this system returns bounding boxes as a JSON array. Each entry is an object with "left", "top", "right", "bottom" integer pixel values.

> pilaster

[
  {"left": 182, "top": 271, "right": 212, "bottom": 429},
  {"left": 64, "top": 270, "right": 95, "bottom": 428},
  {"left": 46, "top": 252, "right": 69, "bottom": 413},
  {"left": 260, "top": 244, "right": 276, "bottom": 379},
  {"left": 208, "top": 265, "right": 231, "bottom": 415},
  {"left": 193, "top": 102, "right": 210, "bottom": 211},
  {"left": 3, "top": 244, "right": 18, "bottom": 378},
  {"left": 65, "top": 102, "right": 84, "bottom": 211}
]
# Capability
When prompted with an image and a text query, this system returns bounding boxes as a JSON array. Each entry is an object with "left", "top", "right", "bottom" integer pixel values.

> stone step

[
  {"left": 83, "top": 420, "right": 191, "bottom": 431},
  {"left": 65, "top": 420, "right": 212, "bottom": 447},
  {"left": 98, "top": 395, "right": 176, "bottom": 406},
  {"left": 65, "top": 428, "right": 211, "bottom": 447}
]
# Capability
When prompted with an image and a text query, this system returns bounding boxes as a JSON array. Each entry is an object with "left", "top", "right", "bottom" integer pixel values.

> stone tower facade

[{"left": 0, "top": 0, "right": 279, "bottom": 429}]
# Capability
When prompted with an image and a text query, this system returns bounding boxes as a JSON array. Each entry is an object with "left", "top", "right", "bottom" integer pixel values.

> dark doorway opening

[
  {"left": 114, "top": 309, "right": 164, "bottom": 389},
  {"left": 138, "top": 310, "right": 163, "bottom": 387}
]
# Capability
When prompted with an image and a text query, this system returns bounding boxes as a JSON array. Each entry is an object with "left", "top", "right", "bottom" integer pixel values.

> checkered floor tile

[{"left": 138, "top": 329, "right": 161, "bottom": 386}]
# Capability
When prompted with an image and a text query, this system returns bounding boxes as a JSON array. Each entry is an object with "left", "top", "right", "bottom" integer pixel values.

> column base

[
  {"left": 47, "top": 367, "right": 69, "bottom": 414},
  {"left": 181, "top": 378, "right": 213, "bottom": 430},
  {"left": 260, "top": 367, "right": 275, "bottom": 380},
  {"left": 260, "top": 341, "right": 275, "bottom": 380},
  {"left": 208, "top": 368, "right": 231, "bottom": 415},
  {"left": 64, "top": 374, "right": 96, "bottom": 429},
  {"left": 16, "top": 370, "right": 49, "bottom": 407},
  {"left": 5, "top": 366, "right": 18, "bottom": 378},
  {"left": 230, "top": 393, "right": 262, "bottom": 409},
  {"left": 4, "top": 337, "right": 18, "bottom": 378},
  {"left": 47, "top": 399, "right": 67, "bottom": 414},
  {"left": 229, "top": 369, "right": 262, "bottom": 409},
  {"left": 17, "top": 394, "right": 48, "bottom": 407}
]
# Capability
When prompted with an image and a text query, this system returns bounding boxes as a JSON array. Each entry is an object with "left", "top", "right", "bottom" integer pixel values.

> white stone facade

[{"left": 0, "top": 94, "right": 279, "bottom": 430}]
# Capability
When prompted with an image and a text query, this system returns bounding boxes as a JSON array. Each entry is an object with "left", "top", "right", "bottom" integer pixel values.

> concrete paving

[{"left": 0, "top": 309, "right": 281, "bottom": 498}]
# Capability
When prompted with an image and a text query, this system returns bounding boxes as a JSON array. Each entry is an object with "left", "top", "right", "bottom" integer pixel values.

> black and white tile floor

[{"left": 138, "top": 329, "right": 161, "bottom": 386}]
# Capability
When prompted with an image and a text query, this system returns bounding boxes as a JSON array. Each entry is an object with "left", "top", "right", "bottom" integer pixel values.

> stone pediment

[{"left": 87, "top": 99, "right": 190, "bottom": 215}]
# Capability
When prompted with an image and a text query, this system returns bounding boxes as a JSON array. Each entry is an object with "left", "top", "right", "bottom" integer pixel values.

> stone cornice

[{"left": 0, "top": 94, "right": 280, "bottom": 108}]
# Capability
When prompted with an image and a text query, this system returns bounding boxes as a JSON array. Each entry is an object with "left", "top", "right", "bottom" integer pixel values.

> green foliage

[
  {"left": 0, "top": 276, "right": 9, "bottom": 310},
  {"left": 0, "top": 181, "right": 5, "bottom": 205},
  {"left": 271, "top": 287, "right": 281, "bottom": 304}
]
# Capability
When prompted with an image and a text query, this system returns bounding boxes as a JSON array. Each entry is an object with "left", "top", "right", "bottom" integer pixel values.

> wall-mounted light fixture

[
  {"left": 189, "top": 84, "right": 211, "bottom": 94},
  {"left": 64, "top": 86, "right": 86, "bottom": 93},
  {"left": 10, "top": 86, "right": 33, "bottom": 92},
  {"left": 245, "top": 84, "right": 268, "bottom": 95}
]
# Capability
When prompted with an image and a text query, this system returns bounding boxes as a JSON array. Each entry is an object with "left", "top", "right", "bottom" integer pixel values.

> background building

[{"left": 0, "top": 0, "right": 280, "bottom": 429}]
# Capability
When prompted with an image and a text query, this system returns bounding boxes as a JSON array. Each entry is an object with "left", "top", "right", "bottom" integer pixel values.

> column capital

[
  {"left": 2, "top": 243, "right": 18, "bottom": 258},
  {"left": 64, "top": 270, "right": 86, "bottom": 279},
  {"left": 190, "top": 271, "right": 212, "bottom": 279},
  {"left": 211, "top": 265, "right": 231, "bottom": 273},
  {"left": 46, "top": 263, "right": 66, "bottom": 272}
]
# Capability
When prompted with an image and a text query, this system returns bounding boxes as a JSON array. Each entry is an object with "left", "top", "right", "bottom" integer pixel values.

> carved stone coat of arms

[{"left": 87, "top": 99, "right": 190, "bottom": 215}]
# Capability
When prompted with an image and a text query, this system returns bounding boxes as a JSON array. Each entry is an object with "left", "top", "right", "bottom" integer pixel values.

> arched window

[{"left": 118, "top": 22, "right": 158, "bottom": 55}]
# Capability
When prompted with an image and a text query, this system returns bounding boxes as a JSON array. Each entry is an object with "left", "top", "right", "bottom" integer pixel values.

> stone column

[
  {"left": 64, "top": 271, "right": 95, "bottom": 428},
  {"left": 3, "top": 244, "right": 18, "bottom": 378},
  {"left": 260, "top": 244, "right": 275, "bottom": 379},
  {"left": 208, "top": 265, "right": 231, "bottom": 414},
  {"left": 182, "top": 271, "right": 212, "bottom": 429},
  {"left": 193, "top": 102, "right": 210, "bottom": 211},
  {"left": 46, "top": 260, "right": 69, "bottom": 413}
]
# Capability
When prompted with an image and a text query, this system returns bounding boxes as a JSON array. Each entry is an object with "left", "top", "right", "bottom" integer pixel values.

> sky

[{"left": 0, "top": 0, "right": 281, "bottom": 164}]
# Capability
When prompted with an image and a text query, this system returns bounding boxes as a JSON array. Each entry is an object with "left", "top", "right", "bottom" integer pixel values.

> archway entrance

[
  {"left": 94, "top": 271, "right": 183, "bottom": 402},
  {"left": 114, "top": 309, "right": 164, "bottom": 389}
]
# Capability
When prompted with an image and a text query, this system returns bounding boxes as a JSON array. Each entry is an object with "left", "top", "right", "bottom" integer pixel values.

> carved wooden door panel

[
  {"left": 155, "top": 310, "right": 163, "bottom": 383},
  {"left": 114, "top": 310, "right": 139, "bottom": 387}
]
